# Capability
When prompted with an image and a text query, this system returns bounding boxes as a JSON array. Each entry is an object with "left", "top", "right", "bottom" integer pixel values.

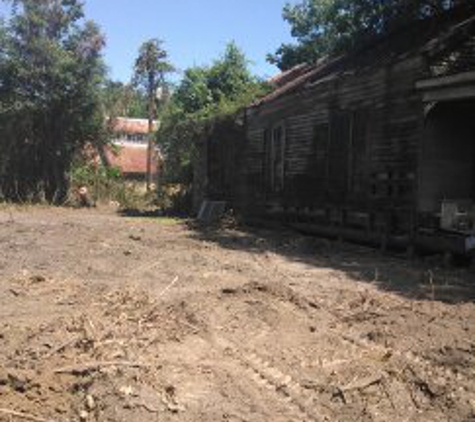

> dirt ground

[{"left": 1, "top": 206, "right": 475, "bottom": 422}]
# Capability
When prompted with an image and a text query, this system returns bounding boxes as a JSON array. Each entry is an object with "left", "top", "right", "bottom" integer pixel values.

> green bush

[{"left": 69, "top": 162, "right": 151, "bottom": 209}]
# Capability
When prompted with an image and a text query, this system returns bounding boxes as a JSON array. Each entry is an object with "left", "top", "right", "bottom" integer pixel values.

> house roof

[
  {"left": 252, "top": 56, "right": 343, "bottom": 107},
  {"left": 110, "top": 117, "right": 159, "bottom": 135},
  {"left": 252, "top": 8, "right": 475, "bottom": 108},
  {"left": 106, "top": 144, "right": 158, "bottom": 176},
  {"left": 269, "top": 63, "right": 313, "bottom": 88}
]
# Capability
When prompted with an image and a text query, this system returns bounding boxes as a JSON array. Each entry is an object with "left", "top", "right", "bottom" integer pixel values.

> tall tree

[
  {"left": 173, "top": 67, "right": 213, "bottom": 115},
  {"left": 207, "top": 42, "right": 253, "bottom": 103},
  {"left": 0, "top": 0, "right": 105, "bottom": 202},
  {"left": 172, "top": 42, "right": 254, "bottom": 115},
  {"left": 157, "top": 42, "right": 267, "bottom": 185},
  {"left": 133, "top": 39, "right": 174, "bottom": 190},
  {"left": 269, "top": 0, "right": 471, "bottom": 70}
]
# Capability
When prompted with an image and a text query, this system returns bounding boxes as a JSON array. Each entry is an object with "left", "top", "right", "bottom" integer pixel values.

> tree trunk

[{"left": 146, "top": 82, "right": 156, "bottom": 192}]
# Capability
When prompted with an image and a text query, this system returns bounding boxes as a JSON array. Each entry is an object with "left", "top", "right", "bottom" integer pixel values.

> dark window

[
  {"left": 350, "top": 109, "right": 370, "bottom": 196},
  {"left": 327, "top": 109, "right": 370, "bottom": 199},
  {"left": 313, "top": 123, "right": 329, "bottom": 186},
  {"left": 265, "top": 124, "right": 286, "bottom": 192}
]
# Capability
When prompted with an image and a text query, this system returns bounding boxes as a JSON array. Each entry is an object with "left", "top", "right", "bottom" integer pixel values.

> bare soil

[{"left": 1, "top": 206, "right": 475, "bottom": 422}]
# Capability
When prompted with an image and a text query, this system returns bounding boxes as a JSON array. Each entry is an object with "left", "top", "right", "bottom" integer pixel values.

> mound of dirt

[
  {"left": 0, "top": 281, "right": 203, "bottom": 422},
  {"left": 1, "top": 208, "right": 475, "bottom": 421}
]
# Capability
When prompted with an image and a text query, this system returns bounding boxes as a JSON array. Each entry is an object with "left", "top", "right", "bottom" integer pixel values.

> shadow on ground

[
  {"left": 188, "top": 221, "right": 475, "bottom": 305},
  {"left": 118, "top": 208, "right": 165, "bottom": 218},
  {"left": 118, "top": 208, "right": 189, "bottom": 219}
]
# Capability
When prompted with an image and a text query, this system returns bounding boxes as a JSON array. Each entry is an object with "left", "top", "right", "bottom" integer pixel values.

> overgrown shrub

[
  {"left": 0, "top": 1, "right": 106, "bottom": 203},
  {"left": 69, "top": 162, "right": 152, "bottom": 209}
]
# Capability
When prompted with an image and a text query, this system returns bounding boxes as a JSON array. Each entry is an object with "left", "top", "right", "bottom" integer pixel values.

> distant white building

[{"left": 106, "top": 117, "right": 160, "bottom": 179}]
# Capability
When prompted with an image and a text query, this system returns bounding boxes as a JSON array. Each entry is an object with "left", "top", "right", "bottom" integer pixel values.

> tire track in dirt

[
  {"left": 337, "top": 330, "right": 475, "bottom": 405},
  {"left": 216, "top": 276, "right": 475, "bottom": 419},
  {"left": 211, "top": 334, "right": 328, "bottom": 422},
  {"left": 251, "top": 253, "right": 475, "bottom": 392},
  {"left": 276, "top": 278, "right": 475, "bottom": 403}
]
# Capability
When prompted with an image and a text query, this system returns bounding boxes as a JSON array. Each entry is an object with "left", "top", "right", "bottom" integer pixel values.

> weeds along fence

[
  {"left": 1, "top": 161, "right": 192, "bottom": 213},
  {"left": 69, "top": 163, "right": 153, "bottom": 209}
]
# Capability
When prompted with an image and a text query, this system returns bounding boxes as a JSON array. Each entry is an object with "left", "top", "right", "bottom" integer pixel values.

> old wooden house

[{"left": 200, "top": 10, "right": 475, "bottom": 255}]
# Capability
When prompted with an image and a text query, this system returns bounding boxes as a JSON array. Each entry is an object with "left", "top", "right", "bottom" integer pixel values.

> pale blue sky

[
  {"left": 83, "top": 0, "right": 296, "bottom": 82},
  {"left": 0, "top": 0, "right": 298, "bottom": 82}
]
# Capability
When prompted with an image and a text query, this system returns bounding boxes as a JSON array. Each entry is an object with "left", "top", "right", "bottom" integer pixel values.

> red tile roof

[
  {"left": 110, "top": 117, "right": 158, "bottom": 135},
  {"left": 106, "top": 145, "right": 158, "bottom": 176}
]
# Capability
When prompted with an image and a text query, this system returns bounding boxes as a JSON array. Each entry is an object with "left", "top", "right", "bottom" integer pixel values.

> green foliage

[
  {"left": 133, "top": 39, "right": 174, "bottom": 91},
  {"left": 173, "top": 67, "right": 213, "bottom": 115},
  {"left": 70, "top": 162, "right": 121, "bottom": 186},
  {"left": 157, "top": 42, "right": 269, "bottom": 185},
  {"left": 132, "top": 38, "right": 174, "bottom": 117},
  {"left": 132, "top": 38, "right": 174, "bottom": 188},
  {"left": 0, "top": 0, "right": 106, "bottom": 203},
  {"left": 101, "top": 80, "right": 148, "bottom": 119},
  {"left": 206, "top": 42, "right": 254, "bottom": 103},
  {"left": 69, "top": 161, "right": 151, "bottom": 209},
  {"left": 269, "top": 0, "right": 467, "bottom": 70}
]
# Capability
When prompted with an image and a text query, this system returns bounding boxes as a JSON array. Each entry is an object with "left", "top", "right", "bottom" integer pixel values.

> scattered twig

[
  {"left": 54, "top": 361, "right": 150, "bottom": 375},
  {"left": 341, "top": 374, "right": 383, "bottom": 392},
  {"left": 381, "top": 381, "right": 396, "bottom": 411},
  {"left": 9, "top": 288, "right": 21, "bottom": 297},
  {"left": 0, "top": 408, "right": 57, "bottom": 422},
  {"left": 158, "top": 276, "right": 179, "bottom": 299},
  {"left": 135, "top": 402, "right": 160, "bottom": 414},
  {"left": 129, "top": 260, "right": 162, "bottom": 277},
  {"left": 341, "top": 310, "right": 387, "bottom": 323},
  {"left": 179, "top": 319, "right": 200, "bottom": 332},
  {"left": 42, "top": 337, "right": 78, "bottom": 359},
  {"left": 86, "top": 317, "right": 97, "bottom": 340}
]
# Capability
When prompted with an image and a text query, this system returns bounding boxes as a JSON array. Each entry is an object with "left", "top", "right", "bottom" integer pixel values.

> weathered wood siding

[
  {"left": 240, "top": 55, "right": 427, "bottom": 235},
  {"left": 196, "top": 15, "right": 475, "bottom": 252}
]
